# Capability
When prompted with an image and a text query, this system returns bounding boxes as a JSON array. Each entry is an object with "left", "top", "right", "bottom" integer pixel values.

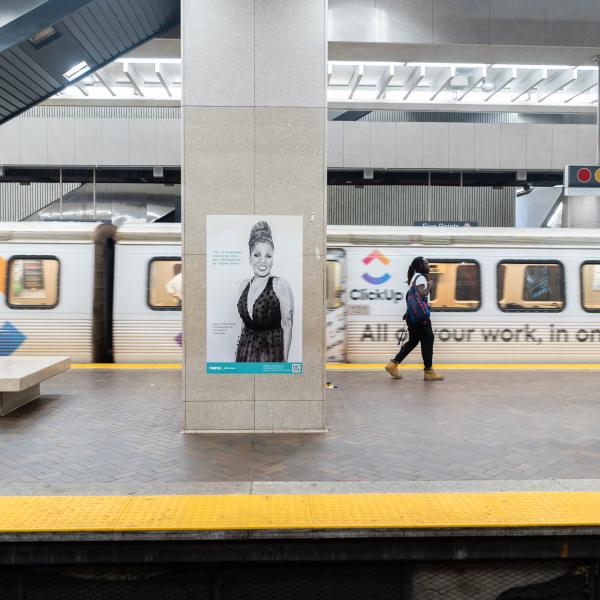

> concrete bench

[{"left": 0, "top": 357, "right": 70, "bottom": 416}]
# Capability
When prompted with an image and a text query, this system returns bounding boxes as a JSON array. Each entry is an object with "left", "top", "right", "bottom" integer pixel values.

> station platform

[
  {"left": 2, "top": 365, "right": 600, "bottom": 493},
  {"left": 2, "top": 366, "right": 600, "bottom": 598}
]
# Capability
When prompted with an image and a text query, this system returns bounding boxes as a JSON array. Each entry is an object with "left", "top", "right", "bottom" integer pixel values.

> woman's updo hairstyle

[{"left": 249, "top": 221, "right": 274, "bottom": 253}]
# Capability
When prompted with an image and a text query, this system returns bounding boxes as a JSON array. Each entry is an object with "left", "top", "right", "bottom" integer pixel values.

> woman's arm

[{"left": 275, "top": 278, "right": 294, "bottom": 361}]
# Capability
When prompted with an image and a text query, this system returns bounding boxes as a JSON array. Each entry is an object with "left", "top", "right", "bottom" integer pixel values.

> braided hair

[{"left": 407, "top": 256, "right": 429, "bottom": 284}]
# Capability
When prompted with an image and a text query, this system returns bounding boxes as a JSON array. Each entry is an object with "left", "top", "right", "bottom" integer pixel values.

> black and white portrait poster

[{"left": 206, "top": 215, "right": 303, "bottom": 374}]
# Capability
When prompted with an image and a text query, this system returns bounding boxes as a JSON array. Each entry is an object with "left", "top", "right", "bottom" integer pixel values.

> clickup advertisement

[{"left": 206, "top": 215, "right": 303, "bottom": 374}]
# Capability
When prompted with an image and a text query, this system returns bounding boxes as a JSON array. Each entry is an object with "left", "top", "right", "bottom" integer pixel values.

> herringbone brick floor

[{"left": 0, "top": 369, "right": 599, "bottom": 486}]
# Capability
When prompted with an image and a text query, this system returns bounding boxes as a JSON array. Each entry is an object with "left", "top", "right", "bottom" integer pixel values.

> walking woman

[{"left": 385, "top": 257, "right": 444, "bottom": 381}]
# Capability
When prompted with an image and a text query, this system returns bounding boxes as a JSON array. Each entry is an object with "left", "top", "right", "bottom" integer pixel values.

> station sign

[
  {"left": 414, "top": 221, "right": 478, "bottom": 227},
  {"left": 564, "top": 165, "right": 600, "bottom": 196}
]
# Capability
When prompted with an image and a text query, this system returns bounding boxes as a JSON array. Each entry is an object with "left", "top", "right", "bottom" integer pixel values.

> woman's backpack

[{"left": 405, "top": 280, "right": 430, "bottom": 325}]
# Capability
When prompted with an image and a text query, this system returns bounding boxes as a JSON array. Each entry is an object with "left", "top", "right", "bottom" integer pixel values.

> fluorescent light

[
  {"left": 63, "top": 61, "right": 91, "bottom": 82},
  {"left": 29, "top": 26, "right": 59, "bottom": 48}
]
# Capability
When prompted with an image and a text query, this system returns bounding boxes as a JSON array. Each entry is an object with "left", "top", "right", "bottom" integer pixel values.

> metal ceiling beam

[
  {"left": 375, "top": 65, "right": 394, "bottom": 100},
  {"left": 456, "top": 67, "right": 486, "bottom": 101},
  {"left": 75, "top": 82, "right": 88, "bottom": 96},
  {"left": 155, "top": 62, "right": 172, "bottom": 97},
  {"left": 94, "top": 70, "right": 115, "bottom": 96},
  {"left": 123, "top": 62, "right": 144, "bottom": 96},
  {"left": 430, "top": 66, "right": 454, "bottom": 101},
  {"left": 564, "top": 70, "right": 596, "bottom": 103},
  {"left": 484, "top": 67, "right": 517, "bottom": 102},
  {"left": 510, "top": 68, "right": 547, "bottom": 102},
  {"left": 403, "top": 65, "right": 425, "bottom": 100},
  {"left": 537, "top": 68, "right": 577, "bottom": 102},
  {"left": 348, "top": 65, "right": 363, "bottom": 100}
]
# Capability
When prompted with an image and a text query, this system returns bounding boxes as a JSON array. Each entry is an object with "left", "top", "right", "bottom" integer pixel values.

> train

[{"left": 1, "top": 222, "right": 600, "bottom": 364}]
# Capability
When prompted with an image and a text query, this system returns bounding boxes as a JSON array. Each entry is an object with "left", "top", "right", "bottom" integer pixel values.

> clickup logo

[{"left": 362, "top": 250, "right": 391, "bottom": 285}]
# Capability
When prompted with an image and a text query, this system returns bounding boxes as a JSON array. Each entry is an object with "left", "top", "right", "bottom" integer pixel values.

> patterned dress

[{"left": 236, "top": 277, "right": 284, "bottom": 362}]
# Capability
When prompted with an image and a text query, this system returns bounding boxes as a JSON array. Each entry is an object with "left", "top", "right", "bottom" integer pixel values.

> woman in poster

[{"left": 236, "top": 221, "right": 294, "bottom": 362}]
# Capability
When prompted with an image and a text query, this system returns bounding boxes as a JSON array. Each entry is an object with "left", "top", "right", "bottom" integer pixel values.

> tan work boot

[
  {"left": 424, "top": 368, "right": 444, "bottom": 381},
  {"left": 385, "top": 361, "right": 402, "bottom": 379}
]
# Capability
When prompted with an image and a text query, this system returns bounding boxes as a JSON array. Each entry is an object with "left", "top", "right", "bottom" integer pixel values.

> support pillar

[{"left": 182, "top": 0, "right": 327, "bottom": 432}]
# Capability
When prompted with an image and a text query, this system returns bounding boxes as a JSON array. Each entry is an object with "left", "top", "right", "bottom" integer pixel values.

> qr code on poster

[{"left": 292, "top": 363, "right": 301, "bottom": 373}]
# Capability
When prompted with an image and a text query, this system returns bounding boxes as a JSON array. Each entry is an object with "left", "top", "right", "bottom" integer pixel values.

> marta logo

[{"left": 362, "top": 250, "right": 391, "bottom": 285}]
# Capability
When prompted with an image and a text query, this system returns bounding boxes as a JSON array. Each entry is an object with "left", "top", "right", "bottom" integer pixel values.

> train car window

[
  {"left": 7, "top": 256, "right": 59, "bottom": 309},
  {"left": 326, "top": 260, "right": 343, "bottom": 310},
  {"left": 148, "top": 258, "right": 182, "bottom": 310},
  {"left": 497, "top": 261, "right": 564, "bottom": 312},
  {"left": 428, "top": 260, "right": 480, "bottom": 311},
  {"left": 581, "top": 261, "right": 600, "bottom": 311}
]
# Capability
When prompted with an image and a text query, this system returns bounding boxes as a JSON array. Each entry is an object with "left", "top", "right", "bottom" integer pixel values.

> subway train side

[
  {"left": 327, "top": 226, "right": 600, "bottom": 364},
  {"left": 2, "top": 223, "right": 600, "bottom": 364},
  {"left": 0, "top": 223, "right": 115, "bottom": 363}
]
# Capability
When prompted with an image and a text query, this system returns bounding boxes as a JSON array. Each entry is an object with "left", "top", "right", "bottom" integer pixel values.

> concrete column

[{"left": 182, "top": 0, "right": 327, "bottom": 432}]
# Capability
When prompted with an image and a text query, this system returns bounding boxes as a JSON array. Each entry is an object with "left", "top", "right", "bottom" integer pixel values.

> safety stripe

[{"left": 1, "top": 492, "right": 600, "bottom": 532}]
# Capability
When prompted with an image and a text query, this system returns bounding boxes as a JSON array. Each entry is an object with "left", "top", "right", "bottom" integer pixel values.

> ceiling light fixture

[
  {"left": 63, "top": 61, "right": 91, "bottom": 82},
  {"left": 29, "top": 26, "right": 60, "bottom": 49}
]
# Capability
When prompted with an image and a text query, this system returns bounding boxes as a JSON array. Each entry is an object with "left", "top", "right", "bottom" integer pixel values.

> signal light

[{"left": 577, "top": 167, "right": 592, "bottom": 183}]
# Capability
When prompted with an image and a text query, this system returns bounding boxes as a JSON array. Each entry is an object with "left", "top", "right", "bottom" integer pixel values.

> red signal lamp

[{"left": 577, "top": 167, "right": 592, "bottom": 183}]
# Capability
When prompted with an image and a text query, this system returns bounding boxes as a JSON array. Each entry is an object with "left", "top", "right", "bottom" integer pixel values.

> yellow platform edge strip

[
  {"left": 2, "top": 492, "right": 600, "bottom": 533},
  {"left": 70, "top": 363, "right": 600, "bottom": 370}
]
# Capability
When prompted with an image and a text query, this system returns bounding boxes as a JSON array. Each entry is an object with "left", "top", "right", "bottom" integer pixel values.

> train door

[{"left": 326, "top": 249, "right": 346, "bottom": 362}]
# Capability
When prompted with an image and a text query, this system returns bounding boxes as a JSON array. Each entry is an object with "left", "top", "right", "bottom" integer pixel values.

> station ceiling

[
  {"left": 0, "top": 0, "right": 179, "bottom": 124},
  {"left": 54, "top": 55, "right": 598, "bottom": 113},
  {"left": 1, "top": 3, "right": 597, "bottom": 115}
]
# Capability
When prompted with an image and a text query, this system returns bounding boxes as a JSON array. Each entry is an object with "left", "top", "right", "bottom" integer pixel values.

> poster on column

[{"left": 206, "top": 215, "right": 303, "bottom": 374}]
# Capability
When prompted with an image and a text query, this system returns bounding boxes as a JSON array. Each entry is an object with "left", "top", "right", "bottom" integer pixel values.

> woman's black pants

[{"left": 392, "top": 320, "right": 434, "bottom": 369}]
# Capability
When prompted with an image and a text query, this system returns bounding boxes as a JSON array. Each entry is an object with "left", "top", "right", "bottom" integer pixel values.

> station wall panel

[
  {"left": 330, "top": 0, "right": 600, "bottom": 52},
  {"left": 47, "top": 118, "right": 75, "bottom": 165},
  {"left": 343, "top": 121, "right": 370, "bottom": 168},
  {"left": 578, "top": 124, "right": 596, "bottom": 164},
  {"left": 375, "top": 0, "right": 434, "bottom": 44},
  {"left": 489, "top": 0, "right": 546, "bottom": 46},
  {"left": 422, "top": 122, "right": 449, "bottom": 168},
  {"left": 334, "top": 121, "right": 583, "bottom": 171},
  {"left": 0, "top": 110, "right": 181, "bottom": 168},
  {"left": 546, "top": 0, "right": 600, "bottom": 47},
  {"left": 448, "top": 123, "right": 475, "bottom": 169},
  {"left": 102, "top": 118, "right": 130, "bottom": 166},
  {"left": 500, "top": 123, "right": 526, "bottom": 170},
  {"left": 396, "top": 122, "right": 423, "bottom": 169},
  {"left": 156, "top": 119, "right": 181, "bottom": 166},
  {"left": 551, "top": 124, "right": 578, "bottom": 170},
  {"left": 0, "top": 118, "right": 20, "bottom": 165},
  {"left": 526, "top": 124, "right": 552, "bottom": 170},
  {"left": 74, "top": 118, "right": 102, "bottom": 165},
  {"left": 432, "top": 0, "right": 491, "bottom": 45},
  {"left": 129, "top": 118, "right": 157, "bottom": 166},
  {"left": 0, "top": 112, "right": 589, "bottom": 172},
  {"left": 21, "top": 119, "right": 47, "bottom": 165},
  {"left": 370, "top": 122, "right": 396, "bottom": 168},
  {"left": 327, "top": 121, "right": 344, "bottom": 167},
  {"left": 328, "top": 0, "right": 376, "bottom": 43},
  {"left": 474, "top": 124, "right": 501, "bottom": 169}
]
